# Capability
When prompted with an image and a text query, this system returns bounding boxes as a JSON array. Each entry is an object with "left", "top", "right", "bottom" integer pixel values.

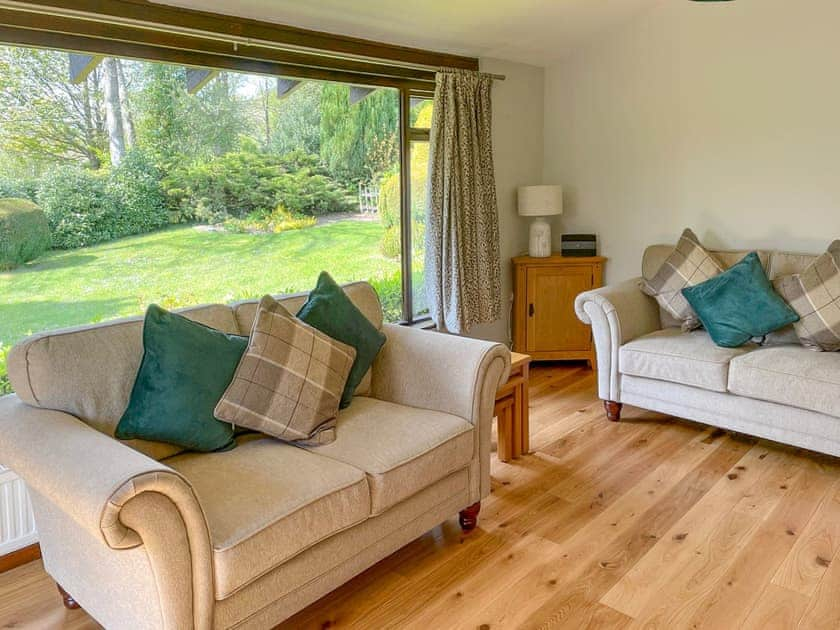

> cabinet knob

[{"left": 528, "top": 303, "right": 535, "bottom": 317}]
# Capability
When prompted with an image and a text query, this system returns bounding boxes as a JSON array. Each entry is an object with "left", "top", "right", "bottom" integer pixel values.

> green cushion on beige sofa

[
  {"left": 115, "top": 305, "right": 247, "bottom": 452},
  {"left": 297, "top": 272, "right": 386, "bottom": 408}
]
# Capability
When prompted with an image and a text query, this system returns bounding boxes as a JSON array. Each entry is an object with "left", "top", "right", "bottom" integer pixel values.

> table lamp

[{"left": 518, "top": 185, "right": 563, "bottom": 258}]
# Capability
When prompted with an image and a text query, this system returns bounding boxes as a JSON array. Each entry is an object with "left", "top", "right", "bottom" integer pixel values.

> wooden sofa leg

[
  {"left": 459, "top": 502, "right": 481, "bottom": 532},
  {"left": 56, "top": 583, "right": 80, "bottom": 610},
  {"left": 604, "top": 401, "right": 623, "bottom": 422}
]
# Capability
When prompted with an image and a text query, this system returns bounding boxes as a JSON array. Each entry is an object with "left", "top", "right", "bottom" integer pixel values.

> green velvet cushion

[
  {"left": 115, "top": 305, "right": 247, "bottom": 452},
  {"left": 681, "top": 252, "right": 799, "bottom": 348},
  {"left": 297, "top": 272, "right": 386, "bottom": 408}
]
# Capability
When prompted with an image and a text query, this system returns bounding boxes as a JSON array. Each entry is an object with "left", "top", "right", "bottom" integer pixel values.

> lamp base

[{"left": 528, "top": 217, "right": 552, "bottom": 258}]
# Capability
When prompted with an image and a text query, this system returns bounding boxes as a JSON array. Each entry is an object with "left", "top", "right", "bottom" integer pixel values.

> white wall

[
  {"left": 469, "top": 58, "right": 544, "bottom": 344},
  {"left": 543, "top": 0, "right": 840, "bottom": 283}
]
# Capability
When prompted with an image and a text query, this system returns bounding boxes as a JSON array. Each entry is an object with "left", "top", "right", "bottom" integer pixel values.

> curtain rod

[{"left": 438, "top": 68, "right": 506, "bottom": 80}]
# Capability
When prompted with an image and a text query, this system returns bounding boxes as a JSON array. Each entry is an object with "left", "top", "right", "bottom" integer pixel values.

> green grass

[{"left": 0, "top": 221, "right": 400, "bottom": 349}]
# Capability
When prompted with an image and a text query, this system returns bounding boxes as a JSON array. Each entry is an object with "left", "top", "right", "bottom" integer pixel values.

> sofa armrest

[
  {"left": 575, "top": 277, "right": 661, "bottom": 402},
  {"left": 371, "top": 324, "right": 510, "bottom": 500},
  {"left": 372, "top": 324, "right": 510, "bottom": 423},
  {"left": 0, "top": 395, "right": 214, "bottom": 629}
]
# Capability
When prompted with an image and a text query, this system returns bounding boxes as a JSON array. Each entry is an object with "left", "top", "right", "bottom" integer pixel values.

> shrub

[
  {"left": 223, "top": 205, "right": 316, "bottom": 234},
  {"left": 274, "top": 170, "right": 354, "bottom": 216},
  {"left": 0, "top": 177, "right": 37, "bottom": 201},
  {"left": 163, "top": 148, "right": 354, "bottom": 224},
  {"left": 36, "top": 167, "right": 116, "bottom": 249},
  {"left": 378, "top": 138, "right": 429, "bottom": 258},
  {"left": 35, "top": 152, "right": 169, "bottom": 249},
  {"left": 107, "top": 149, "right": 169, "bottom": 236},
  {"left": 380, "top": 223, "right": 401, "bottom": 258},
  {"left": 164, "top": 150, "right": 284, "bottom": 223},
  {"left": 0, "top": 198, "right": 51, "bottom": 270},
  {"left": 378, "top": 170, "right": 400, "bottom": 258},
  {"left": 0, "top": 343, "right": 11, "bottom": 396},
  {"left": 369, "top": 270, "right": 403, "bottom": 323}
]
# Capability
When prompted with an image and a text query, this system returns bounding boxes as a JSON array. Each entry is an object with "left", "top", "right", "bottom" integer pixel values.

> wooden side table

[
  {"left": 494, "top": 352, "right": 532, "bottom": 462},
  {"left": 512, "top": 255, "right": 605, "bottom": 368}
]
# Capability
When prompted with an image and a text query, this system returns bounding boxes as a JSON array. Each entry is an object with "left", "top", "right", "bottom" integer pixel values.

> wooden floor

[{"left": 4, "top": 363, "right": 840, "bottom": 629}]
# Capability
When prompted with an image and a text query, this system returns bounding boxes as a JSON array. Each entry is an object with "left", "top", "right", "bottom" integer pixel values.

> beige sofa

[
  {"left": 0, "top": 282, "right": 510, "bottom": 629},
  {"left": 575, "top": 245, "right": 840, "bottom": 456}
]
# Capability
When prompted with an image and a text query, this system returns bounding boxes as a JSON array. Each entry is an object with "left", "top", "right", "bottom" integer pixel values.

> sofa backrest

[
  {"left": 642, "top": 244, "right": 820, "bottom": 336},
  {"left": 7, "top": 282, "right": 383, "bottom": 459},
  {"left": 642, "top": 245, "right": 819, "bottom": 282}
]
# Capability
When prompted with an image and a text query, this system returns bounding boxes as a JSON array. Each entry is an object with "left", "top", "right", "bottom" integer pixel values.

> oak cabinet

[{"left": 512, "top": 255, "right": 605, "bottom": 366}]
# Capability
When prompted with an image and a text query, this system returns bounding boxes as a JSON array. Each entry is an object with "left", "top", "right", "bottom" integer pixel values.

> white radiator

[{"left": 0, "top": 464, "right": 37, "bottom": 555}]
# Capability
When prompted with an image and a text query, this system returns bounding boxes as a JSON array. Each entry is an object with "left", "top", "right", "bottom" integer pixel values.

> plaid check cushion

[
  {"left": 215, "top": 295, "right": 356, "bottom": 445},
  {"left": 641, "top": 228, "right": 727, "bottom": 330},
  {"left": 774, "top": 240, "right": 840, "bottom": 351}
]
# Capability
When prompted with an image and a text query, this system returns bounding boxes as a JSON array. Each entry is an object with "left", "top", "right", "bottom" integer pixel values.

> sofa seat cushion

[
  {"left": 165, "top": 435, "right": 369, "bottom": 599},
  {"left": 728, "top": 346, "right": 840, "bottom": 418},
  {"left": 302, "top": 397, "right": 474, "bottom": 515},
  {"left": 620, "top": 328, "right": 755, "bottom": 393}
]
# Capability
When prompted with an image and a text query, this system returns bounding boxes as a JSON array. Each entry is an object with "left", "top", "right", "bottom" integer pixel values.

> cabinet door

[{"left": 525, "top": 266, "right": 593, "bottom": 352}]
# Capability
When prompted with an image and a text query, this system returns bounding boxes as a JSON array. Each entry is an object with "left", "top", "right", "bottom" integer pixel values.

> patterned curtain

[{"left": 424, "top": 69, "right": 502, "bottom": 334}]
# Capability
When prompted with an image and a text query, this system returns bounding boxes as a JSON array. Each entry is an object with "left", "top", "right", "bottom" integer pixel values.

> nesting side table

[{"left": 494, "top": 352, "right": 532, "bottom": 462}]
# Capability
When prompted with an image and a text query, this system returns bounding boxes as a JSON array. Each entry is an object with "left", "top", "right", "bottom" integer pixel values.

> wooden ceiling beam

[{"left": 3, "top": 0, "right": 479, "bottom": 70}]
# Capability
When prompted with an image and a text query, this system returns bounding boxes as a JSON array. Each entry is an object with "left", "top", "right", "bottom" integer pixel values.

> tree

[
  {"left": 135, "top": 63, "right": 190, "bottom": 164},
  {"left": 270, "top": 81, "right": 322, "bottom": 156},
  {"left": 319, "top": 84, "right": 398, "bottom": 184},
  {"left": 103, "top": 57, "right": 127, "bottom": 166},
  {"left": 189, "top": 72, "right": 247, "bottom": 157},
  {"left": 0, "top": 46, "right": 106, "bottom": 170},
  {"left": 116, "top": 60, "right": 137, "bottom": 147}
]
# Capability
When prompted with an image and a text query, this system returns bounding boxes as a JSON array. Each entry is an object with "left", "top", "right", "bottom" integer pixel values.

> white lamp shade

[{"left": 518, "top": 185, "right": 563, "bottom": 217}]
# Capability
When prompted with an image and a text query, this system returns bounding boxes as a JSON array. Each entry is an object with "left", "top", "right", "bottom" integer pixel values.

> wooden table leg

[
  {"left": 512, "top": 384, "right": 523, "bottom": 458},
  {"left": 502, "top": 403, "right": 514, "bottom": 461},
  {"left": 495, "top": 398, "right": 514, "bottom": 462},
  {"left": 520, "top": 362, "right": 530, "bottom": 455}
]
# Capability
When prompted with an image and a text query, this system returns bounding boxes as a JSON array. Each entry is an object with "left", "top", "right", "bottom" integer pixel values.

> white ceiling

[{"left": 152, "top": 0, "right": 662, "bottom": 67}]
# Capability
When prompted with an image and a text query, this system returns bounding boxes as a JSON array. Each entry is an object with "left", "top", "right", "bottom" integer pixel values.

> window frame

[{"left": 399, "top": 91, "right": 433, "bottom": 324}]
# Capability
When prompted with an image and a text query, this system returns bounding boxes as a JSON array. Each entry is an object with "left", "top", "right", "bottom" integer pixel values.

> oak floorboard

[
  {"left": 681, "top": 463, "right": 830, "bottom": 629},
  {"left": 772, "top": 478, "right": 840, "bottom": 596},
  {"left": 3, "top": 363, "right": 840, "bottom": 630},
  {"left": 507, "top": 434, "right": 749, "bottom": 630},
  {"left": 600, "top": 444, "right": 785, "bottom": 618},
  {"left": 741, "top": 584, "right": 809, "bottom": 630}
]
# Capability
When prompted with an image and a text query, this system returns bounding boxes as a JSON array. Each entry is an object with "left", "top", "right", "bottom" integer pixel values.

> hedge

[
  {"left": 0, "top": 197, "right": 51, "bottom": 270},
  {"left": 163, "top": 148, "right": 355, "bottom": 224},
  {"left": 36, "top": 149, "right": 169, "bottom": 249}
]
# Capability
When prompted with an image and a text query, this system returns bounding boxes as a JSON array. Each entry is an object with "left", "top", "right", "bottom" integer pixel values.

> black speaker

[{"left": 561, "top": 234, "right": 597, "bottom": 257}]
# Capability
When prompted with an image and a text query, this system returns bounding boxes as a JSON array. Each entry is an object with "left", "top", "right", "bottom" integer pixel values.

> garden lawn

[{"left": 0, "top": 221, "right": 400, "bottom": 348}]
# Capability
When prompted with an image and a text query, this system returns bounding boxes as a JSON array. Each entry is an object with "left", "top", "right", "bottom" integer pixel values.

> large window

[{"left": 0, "top": 45, "right": 437, "bottom": 393}]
